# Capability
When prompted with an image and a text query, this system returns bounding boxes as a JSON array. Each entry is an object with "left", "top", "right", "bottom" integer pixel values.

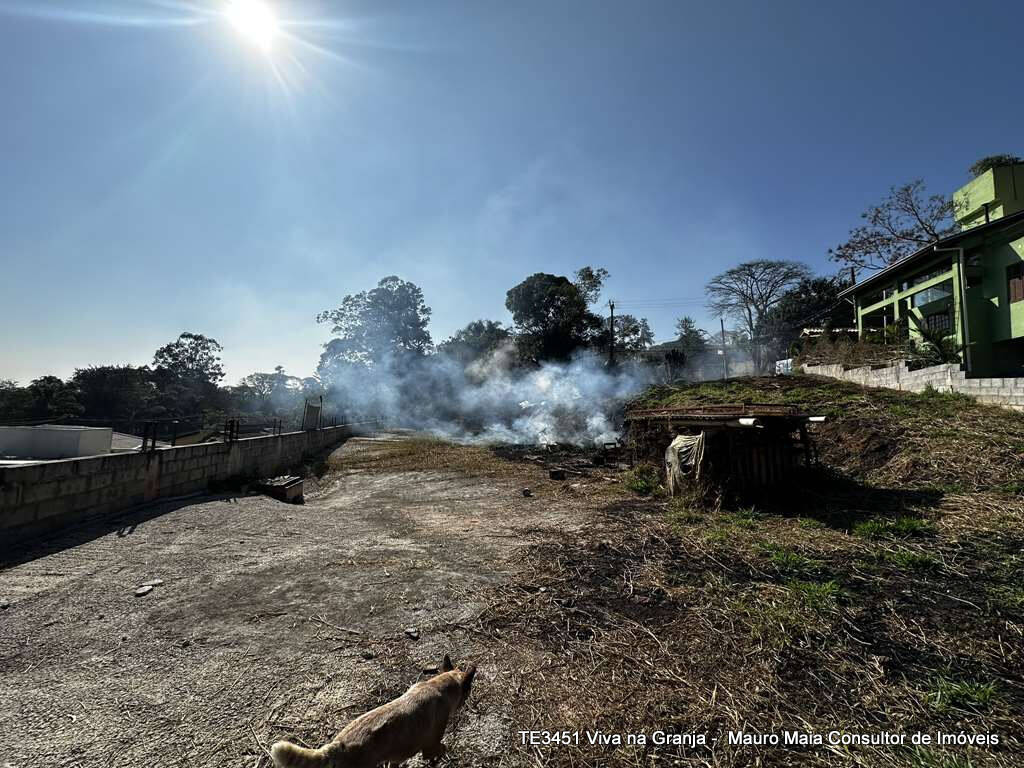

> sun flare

[{"left": 225, "top": 0, "right": 279, "bottom": 52}]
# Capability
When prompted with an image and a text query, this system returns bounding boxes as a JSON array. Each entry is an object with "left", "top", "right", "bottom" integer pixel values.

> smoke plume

[{"left": 320, "top": 342, "right": 653, "bottom": 446}]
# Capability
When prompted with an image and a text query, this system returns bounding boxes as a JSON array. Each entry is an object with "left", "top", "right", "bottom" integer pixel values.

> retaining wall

[
  {"left": 0, "top": 426, "right": 353, "bottom": 547},
  {"left": 801, "top": 361, "right": 1024, "bottom": 411}
]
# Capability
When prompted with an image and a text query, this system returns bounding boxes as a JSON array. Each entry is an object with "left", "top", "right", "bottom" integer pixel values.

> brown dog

[{"left": 270, "top": 654, "right": 476, "bottom": 768}]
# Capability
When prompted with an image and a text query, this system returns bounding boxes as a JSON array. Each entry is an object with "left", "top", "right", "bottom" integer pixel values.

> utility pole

[
  {"left": 720, "top": 317, "right": 729, "bottom": 380},
  {"left": 608, "top": 301, "right": 616, "bottom": 368}
]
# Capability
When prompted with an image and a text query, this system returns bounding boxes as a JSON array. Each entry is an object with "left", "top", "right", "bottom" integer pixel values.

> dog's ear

[
  {"left": 461, "top": 663, "right": 477, "bottom": 694},
  {"left": 442, "top": 654, "right": 454, "bottom": 672}
]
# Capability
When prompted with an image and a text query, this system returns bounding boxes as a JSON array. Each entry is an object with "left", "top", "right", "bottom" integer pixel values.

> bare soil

[
  {"left": 0, "top": 433, "right": 597, "bottom": 768},
  {"left": 2, "top": 409, "right": 1022, "bottom": 768}
]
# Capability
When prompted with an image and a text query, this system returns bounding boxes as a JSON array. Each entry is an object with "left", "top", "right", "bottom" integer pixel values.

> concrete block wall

[
  {"left": 801, "top": 362, "right": 1024, "bottom": 411},
  {"left": 0, "top": 426, "right": 352, "bottom": 547}
]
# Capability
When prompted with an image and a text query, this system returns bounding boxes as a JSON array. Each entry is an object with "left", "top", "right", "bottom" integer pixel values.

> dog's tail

[{"left": 269, "top": 740, "right": 334, "bottom": 768}]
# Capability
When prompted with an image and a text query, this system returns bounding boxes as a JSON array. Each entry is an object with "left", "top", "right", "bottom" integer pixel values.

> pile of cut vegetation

[{"left": 630, "top": 374, "right": 1024, "bottom": 493}]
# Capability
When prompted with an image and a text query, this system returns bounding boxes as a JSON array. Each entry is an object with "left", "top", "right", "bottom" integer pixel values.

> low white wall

[
  {"left": 0, "top": 426, "right": 113, "bottom": 459},
  {"left": 800, "top": 361, "right": 1024, "bottom": 411}
]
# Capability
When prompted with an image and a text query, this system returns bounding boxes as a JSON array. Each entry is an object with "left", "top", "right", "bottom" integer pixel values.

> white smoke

[{"left": 320, "top": 341, "right": 653, "bottom": 446}]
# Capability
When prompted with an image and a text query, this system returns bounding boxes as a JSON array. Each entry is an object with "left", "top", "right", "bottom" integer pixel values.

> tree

[
  {"left": 317, "top": 276, "right": 432, "bottom": 370},
  {"left": 573, "top": 266, "right": 610, "bottom": 306},
  {"left": 24, "top": 376, "right": 83, "bottom": 420},
  {"left": 238, "top": 366, "right": 296, "bottom": 401},
  {"left": 151, "top": 333, "right": 227, "bottom": 417},
  {"left": 72, "top": 365, "right": 158, "bottom": 423},
  {"left": 0, "top": 380, "right": 33, "bottom": 421},
  {"left": 828, "top": 180, "right": 957, "bottom": 272},
  {"left": 760, "top": 275, "right": 853, "bottom": 360},
  {"left": 674, "top": 316, "right": 707, "bottom": 355},
  {"left": 610, "top": 314, "right": 654, "bottom": 357},
  {"left": 505, "top": 273, "right": 603, "bottom": 361},
  {"left": 969, "top": 154, "right": 1022, "bottom": 178},
  {"left": 706, "top": 260, "right": 812, "bottom": 373},
  {"left": 233, "top": 365, "right": 304, "bottom": 420},
  {"left": 437, "top": 320, "right": 511, "bottom": 365},
  {"left": 153, "top": 332, "right": 225, "bottom": 385}
]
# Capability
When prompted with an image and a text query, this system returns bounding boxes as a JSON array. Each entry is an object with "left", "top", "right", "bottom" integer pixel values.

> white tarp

[{"left": 665, "top": 432, "right": 706, "bottom": 496}]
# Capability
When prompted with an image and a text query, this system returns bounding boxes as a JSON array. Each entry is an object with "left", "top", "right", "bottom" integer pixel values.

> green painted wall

[
  {"left": 852, "top": 235, "right": 1024, "bottom": 377},
  {"left": 955, "top": 165, "right": 1024, "bottom": 230},
  {"left": 849, "top": 166, "right": 1024, "bottom": 377},
  {"left": 975, "top": 236, "right": 1024, "bottom": 342}
]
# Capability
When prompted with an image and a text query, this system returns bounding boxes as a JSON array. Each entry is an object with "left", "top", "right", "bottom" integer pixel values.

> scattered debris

[
  {"left": 255, "top": 475, "right": 305, "bottom": 504},
  {"left": 521, "top": 488, "right": 532, "bottom": 497},
  {"left": 404, "top": 627, "right": 420, "bottom": 640},
  {"left": 548, "top": 468, "right": 566, "bottom": 481},
  {"left": 422, "top": 665, "right": 440, "bottom": 675},
  {"left": 140, "top": 578, "right": 164, "bottom": 587},
  {"left": 134, "top": 586, "right": 153, "bottom": 597},
  {"left": 360, "top": 650, "right": 376, "bottom": 660},
  {"left": 0, "top": 600, "right": 9, "bottom": 610}
]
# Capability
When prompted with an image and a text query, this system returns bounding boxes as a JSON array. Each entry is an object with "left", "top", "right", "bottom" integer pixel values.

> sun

[{"left": 225, "top": 0, "right": 279, "bottom": 53}]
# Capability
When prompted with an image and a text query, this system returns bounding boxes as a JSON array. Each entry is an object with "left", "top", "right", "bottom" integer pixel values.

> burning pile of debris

[
  {"left": 625, "top": 403, "right": 825, "bottom": 493},
  {"left": 492, "top": 441, "right": 629, "bottom": 482}
]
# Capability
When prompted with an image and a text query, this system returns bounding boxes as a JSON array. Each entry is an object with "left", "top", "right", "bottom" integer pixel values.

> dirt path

[{"left": 0, "top": 434, "right": 591, "bottom": 768}]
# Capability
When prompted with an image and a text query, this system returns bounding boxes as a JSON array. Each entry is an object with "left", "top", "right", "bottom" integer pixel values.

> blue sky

[{"left": 2, "top": 0, "right": 1021, "bottom": 384}]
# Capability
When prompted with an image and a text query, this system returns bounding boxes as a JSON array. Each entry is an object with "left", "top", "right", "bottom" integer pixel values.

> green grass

[
  {"left": 796, "top": 518, "right": 825, "bottom": 530},
  {"left": 665, "top": 504, "right": 704, "bottom": 527},
  {"left": 703, "top": 528, "right": 730, "bottom": 544},
  {"left": 877, "top": 547, "right": 940, "bottom": 572},
  {"left": 925, "top": 674, "right": 997, "bottom": 712},
  {"left": 624, "top": 464, "right": 660, "bottom": 496},
  {"left": 757, "top": 543, "right": 820, "bottom": 575},
  {"left": 788, "top": 579, "right": 842, "bottom": 611},
  {"left": 724, "top": 506, "right": 762, "bottom": 528},
  {"left": 853, "top": 516, "right": 935, "bottom": 538},
  {"left": 988, "top": 584, "right": 1024, "bottom": 614}
]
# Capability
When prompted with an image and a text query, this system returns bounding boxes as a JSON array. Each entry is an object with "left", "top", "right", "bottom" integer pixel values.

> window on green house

[
  {"left": 910, "top": 279, "right": 952, "bottom": 308},
  {"left": 924, "top": 310, "right": 952, "bottom": 336},
  {"left": 901, "top": 265, "right": 948, "bottom": 292},
  {"left": 1008, "top": 263, "right": 1024, "bottom": 304}
]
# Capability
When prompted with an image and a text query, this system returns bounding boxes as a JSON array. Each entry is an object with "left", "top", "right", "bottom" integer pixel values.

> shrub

[{"left": 624, "top": 463, "right": 660, "bottom": 495}]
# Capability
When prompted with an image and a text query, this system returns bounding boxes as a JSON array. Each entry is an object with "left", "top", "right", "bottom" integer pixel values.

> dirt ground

[
  {"left": 0, "top": 433, "right": 594, "bottom": 768},
  {"left": 2, "top": 423, "right": 1020, "bottom": 768}
]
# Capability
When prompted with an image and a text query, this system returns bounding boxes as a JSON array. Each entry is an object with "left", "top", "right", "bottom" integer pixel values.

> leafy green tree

[
  {"left": 151, "top": 332, "right": 227, "bottom": 417},
  {"left": 760, "top": 275, "right": 853, "bottom": 360},
  {"left": 828, "top": 180, "right": 956, "bottom": 272},
  {"left": 610, "top": 314, "right": 654, "bottom": 357},
  {"left": 969, "top": 154, "right": 1022, "bottom": 178},
  {"left": 505, "top": 273, "right": 603, "bottom": 361},
  {"left": 153, "top": 332, "right": 225, "bottom": 385},
  {"left": 25, "top": 376, "right": 83, "bottom": 420},
  {"left": 238, "top": 366, "right": 295, "bottom": 401},
  {"left": 0, "top": 380, "right": 33, "bottom": 421},
  {"left": 72, "top": 365, "right": 158, "bottom": 422},
  {"left": 437, "top": 320, "right": 511, "bottom": 365},
  {"left": 573, "top": 266, "right": 610, "bottom": 306},
  {"left": 674, "top": 316, "right": 707, "bottom": 355},
  {"left": 317, "top": 276, "right": 432, "bottom": 371}
]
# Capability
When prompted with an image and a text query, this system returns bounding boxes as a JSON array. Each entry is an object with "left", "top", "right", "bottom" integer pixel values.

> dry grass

[
  {"left": 328, "top": 435, "right": 530, "bottom": 477},
  {"left": 435, "top": 377, "right": 1024, "bottom": 766},
  {"left": 631, "top": 375, "right": 1024, "bottom": 493}
]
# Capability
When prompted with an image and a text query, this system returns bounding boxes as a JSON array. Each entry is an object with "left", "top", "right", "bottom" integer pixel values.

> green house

[{"left": 840, "top": 163, "right": 1024, "bottom": 377}]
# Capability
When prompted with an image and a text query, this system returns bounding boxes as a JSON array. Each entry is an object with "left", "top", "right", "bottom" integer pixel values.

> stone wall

[
  {"left": 801, "top": 361, "right": 1024, "bottom": 411},
  {"left": 0, "top": 426, "right": 353, "bottom": 547}
]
